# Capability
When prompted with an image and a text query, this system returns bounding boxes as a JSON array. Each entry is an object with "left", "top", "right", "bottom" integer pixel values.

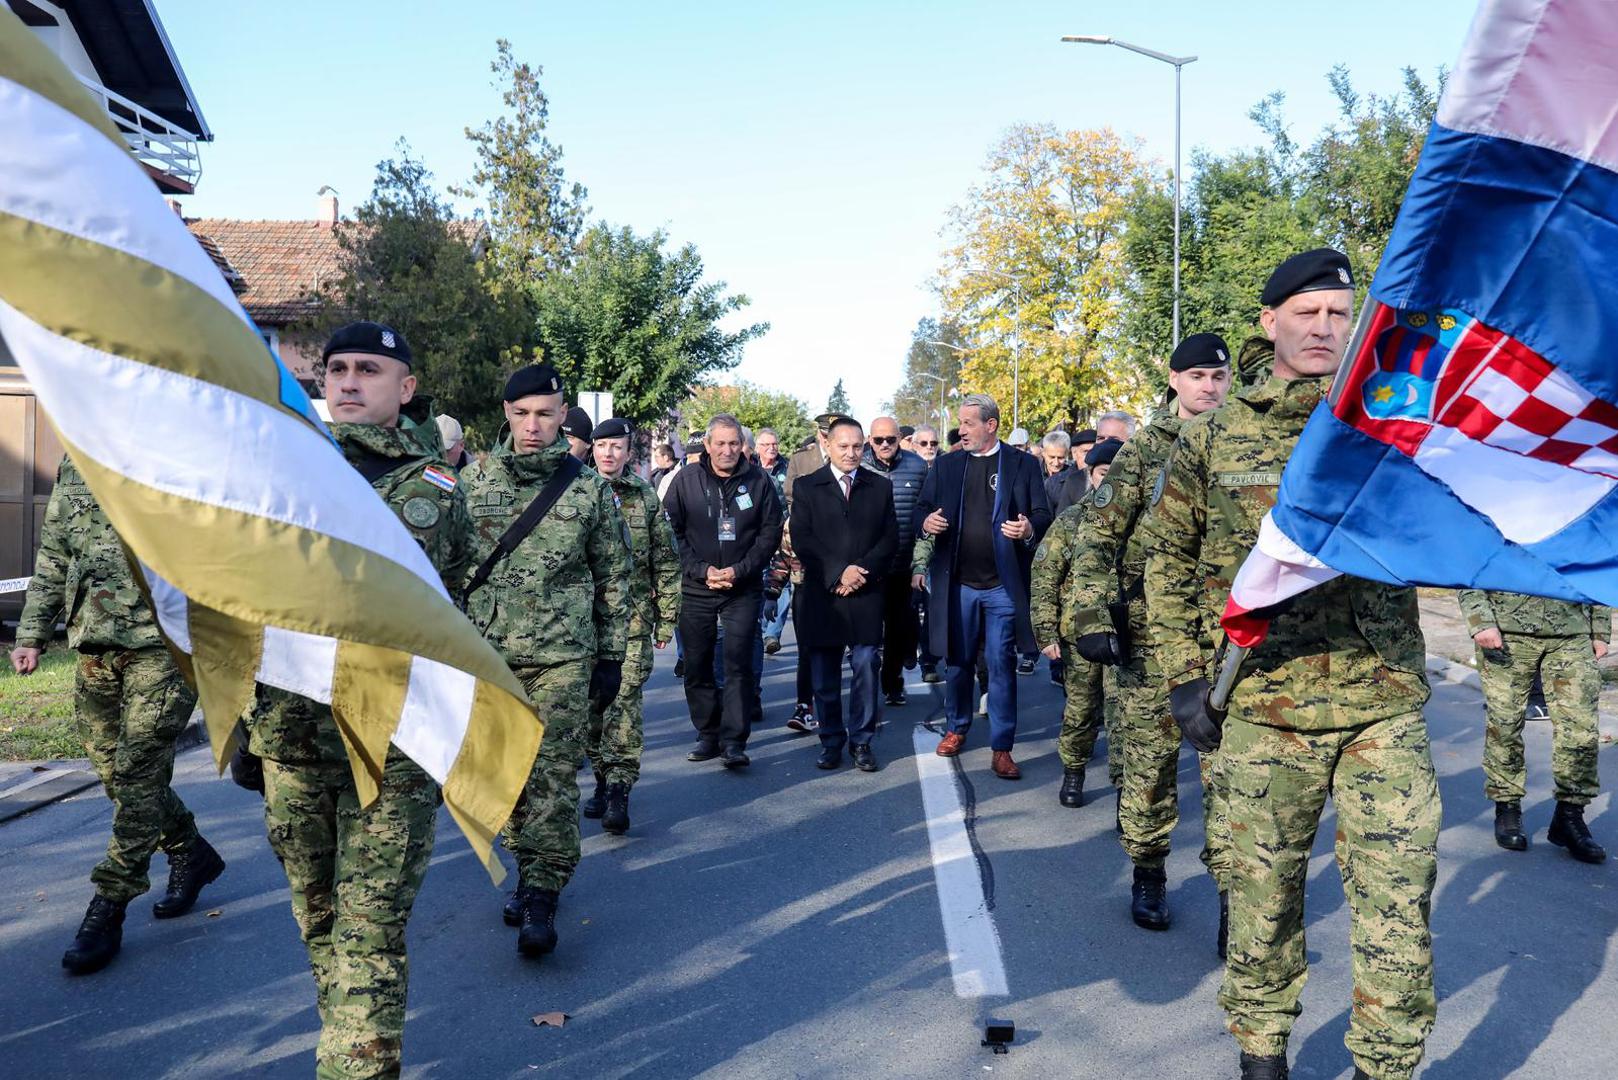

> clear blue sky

[{"left": 162, "top": 0, "right": 1481, "bottom": 422}]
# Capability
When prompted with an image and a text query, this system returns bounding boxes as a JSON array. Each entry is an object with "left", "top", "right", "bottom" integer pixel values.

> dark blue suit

[{"left": 913, "top": 443, "right": 1051, "bottom": 748}]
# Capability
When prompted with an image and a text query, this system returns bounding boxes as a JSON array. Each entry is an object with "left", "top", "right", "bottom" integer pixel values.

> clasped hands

[
  {"left": 836, "top": 565, "right": 868, "bottom": 597},
  {"left": 705, "top": 566, "right": 737, "bottom": 591}
]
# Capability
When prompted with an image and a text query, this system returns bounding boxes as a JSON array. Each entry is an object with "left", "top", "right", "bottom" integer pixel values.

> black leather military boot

[
  {"left": 1218, "top": 890, "right": 1230, "bottom": 960},
  {"left": 581, "top": 771, "right": 607, "bottom": 819},
  {"left": 518, "top": 889, "right": 560, "bottom": 957},
  {"left": 153, "top": 836, "right": 226, "bottom": 918},
  {"left": 502, "top": 886, "right": 532, "bottom": 927},
  {"left": 1058, "top": 766, "right": 1086, "bottom": 808},
  {"left": 62, "top": 895, "right": 127, "bottom": 975},
  {"left": 1547, "top": 801, "right": 1606, "bottom": 863},
  {"left": 1130, "top": 865, "right": 1170, "bottom": 931},
  {"left": 602, "top": 783, "right": 631, "bottom": 835},
  {"left": 1238, "top": 1051, "right": 1289, "bottom": 1079},
  {"left": 1494, "top": 800, "right": 1528, "bottom": 851}
]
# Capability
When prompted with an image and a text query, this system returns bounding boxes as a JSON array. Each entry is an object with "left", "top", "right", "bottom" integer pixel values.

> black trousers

[
  {"left": 793, "top": 606, "right": 814, "bottom": 707},
  {"left": 879, "top": 573, "right": 919, "bottom": 694},
  {"left": 680, "top": 587, "right": 764, "bottom": 750}
]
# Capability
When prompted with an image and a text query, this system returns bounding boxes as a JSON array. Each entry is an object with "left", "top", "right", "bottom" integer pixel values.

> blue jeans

[
  {"left": 807, "top": 644, "right": 882, "bottom": 748},
  {"left": 945, "top": 585, "right": 1018, "bottom": 750},
  {"left": 761, "top": 583, "right": 793, "bottom": 641}
]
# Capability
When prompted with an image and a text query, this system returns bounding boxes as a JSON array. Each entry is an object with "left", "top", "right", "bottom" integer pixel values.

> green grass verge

[{"left": 0, "top": 649, "right": 82, "bottom": 762}]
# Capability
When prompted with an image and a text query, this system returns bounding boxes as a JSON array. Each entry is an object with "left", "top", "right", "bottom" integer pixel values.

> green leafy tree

[
  {"left": 887, "top": 317, "right": 964, "bottom": 429},
  {"left": 533, "top": 223, "right": 768, "bottom": 429},
  {"left": 683, "top": 381, "right": 813, "bottom": 451},
  {"left": 825, "top": 379, "right": 852, "bottom": 416}
]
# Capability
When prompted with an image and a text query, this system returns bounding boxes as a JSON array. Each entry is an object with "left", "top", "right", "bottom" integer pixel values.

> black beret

[
  {"left": 947, "top": 427, "right": 962, "bottom": 445},
  {"left": 323, "top": 321, "right": 411, "bottom": 368},
  {"left": 591, "top": 417, "right": 633, "bottom": 441},
  {"left": 503, "top": 364, "right": 564, "bottom": 402},
  {"left": 1072, "top": 427, "right": 1098, "bottom": 445},
  {"left": 1085, "top": 437, "right": 1124, "bottom": 469},
  {"left": 1170, "top": 332, "right": 1232, "bottom": 372},
  {"left": 1261, "top": 248, "right": 1354, "bottom": 306},
  {"left": 561, "top": 407, "right": 594, "bottom": 442},
  {"left": 899, "top": 425, "right": 915, "bottom": 438}
]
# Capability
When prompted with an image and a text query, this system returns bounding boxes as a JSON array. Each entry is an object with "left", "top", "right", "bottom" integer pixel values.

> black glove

[
  {"left": 230, "top": 746, "right": 265, "bottom": 794},
  {"left": 589, "top": 660, "right": 624, "bottom": 711},
  {"left": 1074, "top": 632, "right": 1126, "bottom": 665},
  {"left": 1169, "top": 678, "right": 1223, "bottom": 753}
]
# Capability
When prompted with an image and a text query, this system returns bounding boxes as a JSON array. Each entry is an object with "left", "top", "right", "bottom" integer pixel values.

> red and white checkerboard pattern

[{"left": 1438, "top": 337, "right": 1618, "bottom": 479}]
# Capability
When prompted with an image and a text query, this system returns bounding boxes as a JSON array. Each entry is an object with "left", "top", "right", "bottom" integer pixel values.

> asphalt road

[{"left": 1, "top": 636, "right": 1614, "bottom": 1079}]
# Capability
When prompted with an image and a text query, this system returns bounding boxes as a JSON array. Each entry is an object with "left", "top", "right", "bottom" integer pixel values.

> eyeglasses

[
  {"left": 870, "top": 436, "right": 898, "bottom": 445},
  {"left": 914, "top": 439, "right": 938, "bottom": 447}
]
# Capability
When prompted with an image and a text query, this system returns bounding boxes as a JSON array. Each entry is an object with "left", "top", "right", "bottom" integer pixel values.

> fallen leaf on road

[
  {"left": 34, "top": 891, "right": 46, "bottom": 903},
  {"left": 531, "top": 1012, "right": 569, "bottom": 1028},
  {"left": 206, "top": 909, "right": 223, "bottom": 918}
]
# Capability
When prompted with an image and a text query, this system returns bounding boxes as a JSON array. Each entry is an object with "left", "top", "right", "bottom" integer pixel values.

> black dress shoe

[
  {"left": 62, "top": 895, "right": 126, "bottom": 975},
  {"left": 884, "top": 690, "right": 907, "bottom": 706},
  {"left": 817, "top": 746, "right": 842, "bottom": 770},
  {"left": 851, "top": 744, "right": 879, "bottom": 772},
  {"left": 581, "top": 771, "right": 607, "bottom": 819},
  {"left": 1058, "top": 766, "right": 1085, "bottom": 808},
  {"left": 1130, "top": 865, "right": 1170, "bottom": 931},
  {"left": 1494, "top": 800, "right": 1528, "bottom": 851},
  {"left": 1239, "top": 1051, "right": 1289, "bottom": 1079},
  {"left": 720, "top": 746, "right": 751, "bottom": 769},
  {"left": 687, "top": 743, "right": 720, "bottom": 762},
  {"left": 152, "top": 836, "right": 225, "bottom": 919},
  {"left": 1548, "top": 800, "right": 1606, "bottom": 863}
]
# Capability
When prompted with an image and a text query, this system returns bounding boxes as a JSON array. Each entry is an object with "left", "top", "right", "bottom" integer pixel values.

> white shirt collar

[
  {"left": 829, "top": 462, "right": 856, "bottom": 484},
  {"left": 970, "top": 441, "right": 1002, "bottom": 458}
]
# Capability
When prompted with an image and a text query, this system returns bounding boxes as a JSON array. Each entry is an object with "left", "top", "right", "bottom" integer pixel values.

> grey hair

[
  {"left": 1096, "top": 410, "right": 1137, "bottom": 437},
  {"left": 1041, "top": 430, "right": 1071, "bottom": 452},
  {"left": 756, "top": 427, "right": 778, "bottom": 441},
  {"left": 912, "top": 424, "right": 938, "bottom": 439},
  {"left": 960, "top": 393, "right": 1000, "bottom": 425},
  {"left": 706, "top": 413, "right": 744, "bottom": 440}
]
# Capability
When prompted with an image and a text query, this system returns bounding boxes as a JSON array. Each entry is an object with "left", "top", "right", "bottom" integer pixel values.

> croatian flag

[{"left": 1223, "top": 0, "right": 1618, "bottom": 647}]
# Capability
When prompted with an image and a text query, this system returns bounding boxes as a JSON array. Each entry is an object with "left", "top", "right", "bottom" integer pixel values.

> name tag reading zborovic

[{"left": 718, "top": 514, "right": 738, "bottom": 542}]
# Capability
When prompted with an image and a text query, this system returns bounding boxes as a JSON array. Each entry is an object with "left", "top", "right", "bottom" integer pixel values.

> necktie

[{"left": 840, "top": 473, "right": 852, "bottom": 501}]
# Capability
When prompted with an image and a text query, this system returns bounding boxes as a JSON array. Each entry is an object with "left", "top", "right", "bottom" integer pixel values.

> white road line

[{"left": 911, "top": 725, "right": 1009, "bottom": 998}]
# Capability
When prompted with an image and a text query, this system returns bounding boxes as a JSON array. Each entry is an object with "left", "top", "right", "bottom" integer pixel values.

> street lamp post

[
  {"left": 918, "top": 346, "right": 963, "bottom": 430},
  {"left": 1061, "top": 35, "right": 1196, "bottom": 348}
]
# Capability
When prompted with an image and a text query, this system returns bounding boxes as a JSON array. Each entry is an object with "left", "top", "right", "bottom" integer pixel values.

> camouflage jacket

[
  {"left": 461, "top": 439, "right": 631, "bottom": 670},
  {"left": 1070, "top": 412, "right": 1182, "bottom": 647},
  {"left": 249, "top": 414, "right": 476, "bottom": 765},
  {"left": 609, "top": 470, "right": 681, "bottom": 645},
  {"left": 1457, "top": 589, "right": 1613, "bottom": 642},
  {"left": 1141, "top": 374, "right": 1429, "bottom": 731},
  {"left": 17, "top": 456, "right": 161, "bottom": 652},
  {"left": 1030, "top": 494, "right": 1095, "bottom": 647}
]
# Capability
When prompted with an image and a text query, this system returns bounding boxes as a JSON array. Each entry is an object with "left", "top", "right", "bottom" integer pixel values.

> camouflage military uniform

[
  {"left": 245, "top": 413, "right": 473, "bottom": 1080},
  {"left": 1458, "top": 589, "right": 1610, "bottom": 806},
  {"left": 1029, "top": 496, "right": 1119, "bottom": 785},
  {"left": 462, "top": 439, "right": 630, "bottom": 892},
  {"left": 586, "top": 471, "right": 680, "bottom": 788},
  {"left": 1070, "top": 414, "right": 1228, "bottom": 879},
  {"left": 17, "top": 457, "right": 201, "bottom": 904},
  {"left": 1143, "top": 375, "right": 1436, "bottom": 1080}
]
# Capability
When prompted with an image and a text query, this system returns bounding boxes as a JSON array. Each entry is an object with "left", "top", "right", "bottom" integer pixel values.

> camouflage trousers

[
  {"left": 1114, "top": 649, "right": 1229, "bottom": 881},
  {"left": 504, "top": 659, "right": 591, "bottom": 892},
  {"left": 262, "top": 750, "right": 438, "bottom": 1080},
  {"left": 1477, "top": 634, "right": 1601, "bottom": 805},
  {"left": 1056, "top": 650, "right": 1122, "bottom": 787},
  {"left": 1219, "top": 711, "right": 1439, "bottom": 1080},
  {"left": 76, "top": 646, "right": 199, "bottom": 903},
  {"left": 586, "top": 638, "right": 654, "bottom": 788}
]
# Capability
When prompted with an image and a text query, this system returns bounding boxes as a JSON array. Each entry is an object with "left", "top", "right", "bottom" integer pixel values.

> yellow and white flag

[{"left": 0, "top": 12, "right": 540, "bottom": 882}]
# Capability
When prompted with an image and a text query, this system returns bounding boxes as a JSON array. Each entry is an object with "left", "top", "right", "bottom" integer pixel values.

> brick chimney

[{"left": 316, "top": 193, "right": 339, "bottom": 226}]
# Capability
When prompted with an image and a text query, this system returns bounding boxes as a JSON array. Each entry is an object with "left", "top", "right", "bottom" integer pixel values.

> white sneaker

[{"left": 977, "top": 692, "right": 989, "bottom": 717}]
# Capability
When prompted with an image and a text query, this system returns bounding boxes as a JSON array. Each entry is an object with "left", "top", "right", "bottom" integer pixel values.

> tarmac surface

[{"left": 1, "top": 632, "right": 1614, "bottom": 1079}]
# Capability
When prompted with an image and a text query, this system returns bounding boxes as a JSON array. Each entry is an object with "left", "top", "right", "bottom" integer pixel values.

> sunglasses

[
  {"left": 870, "top": 435, "right": 898, "bottom": 445},
  {"left": 914, "top": 439, "right": 938, "bottom": 447}
]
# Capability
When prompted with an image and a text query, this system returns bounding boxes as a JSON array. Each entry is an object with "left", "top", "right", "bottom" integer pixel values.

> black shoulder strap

[{"left": 462, "top": 454, "right": 583, "bottom": 603}]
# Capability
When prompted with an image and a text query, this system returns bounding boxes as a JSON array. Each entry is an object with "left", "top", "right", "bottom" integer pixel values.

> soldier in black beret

[
  {"left": 590, "top": 418, "right": 633, "bottom": 442},
  {"left": 561, "top": 407, "right": 594, "bottom": 462},
  {"left": 1260, "top": 247, "right": 1355, "bottom": 383},
  {"left": 320, "top": 322, "right": 417, "bottom": 426},
  {"left": 1260, "top": 247, "right": 1355, "bottom": 307},
  {"left": 501, "top": 365, "right": 566, "bottom": 453},
  {"left": 1083, "top": 436, "right": 1123, "bottom": 477},
  {"left": 1165, "top": 332, "right": 1233, "bottom": 411}
]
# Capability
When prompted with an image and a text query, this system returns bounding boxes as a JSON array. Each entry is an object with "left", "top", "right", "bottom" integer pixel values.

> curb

[{"left": 0, "top": 710, "right": 206, "bottom": 824}]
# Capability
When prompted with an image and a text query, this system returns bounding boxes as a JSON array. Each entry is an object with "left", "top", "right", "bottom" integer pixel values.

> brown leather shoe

[
  {"left": 935, "top": 732, "right": 966, "bottom": 757},
  {"left": 991, "top": 750, "right": 1022, "bottom": 780}
]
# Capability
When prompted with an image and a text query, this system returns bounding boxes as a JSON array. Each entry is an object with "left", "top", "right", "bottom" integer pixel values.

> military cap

[
  {"left": 503, "top": 363, "right": 564, "bottom": 402},
  {"left": 591, "top": 417, "right": 633, "bottom": 441},
  {"left": 1261, "top": 247, "right": 1354, "bottom": 306},
  {"left": 814, "top": 412, "right": 851, "bottom": 432},
  {"left": 1085, "top": 437, "right": 1124, "bottom": 469},
  {"left": 1071, "top": 427, "right": 1098, "bottom": 446},
  {"left": 1170, "top": 332, "right": 1232, "bottom": 371},
  {"left": 560, "top": 407, "right": 594, "bottom": 442},
  {"left": 323, "top": 321, "right": 412, "bottom": 368}
]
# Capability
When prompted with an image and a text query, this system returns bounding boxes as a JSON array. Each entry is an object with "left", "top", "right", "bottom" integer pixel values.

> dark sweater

[{"left": 958, "top": 452, "right": 1000, "bottom": 589}]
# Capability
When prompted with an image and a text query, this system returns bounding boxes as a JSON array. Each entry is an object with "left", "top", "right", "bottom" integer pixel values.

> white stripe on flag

[
  {"left": 392, "top": 658, "right": 477, "bottom": 783},
  {"left": 1414, "top": 424, "right": 1614, "bottom": 544},
  {"left": 142, "top": 569, "right": 193, "bottom": 652},
  {"left": 1228, "top": 513, "right": 1341, "bottom": 613},
  {"left": 259, "top": 627, "right": 339, "bottom": 703}
]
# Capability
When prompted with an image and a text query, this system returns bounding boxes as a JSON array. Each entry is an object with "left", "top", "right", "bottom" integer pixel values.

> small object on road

[
  {"left": 206, "top": 909, "right": 223, "bottom": 918},
  {"left": 981, "top": 1017, "right": 1013, "bottom": 1054},
  {"left": 530, "top": 1012, "right": 569, "bottom": 1028}
]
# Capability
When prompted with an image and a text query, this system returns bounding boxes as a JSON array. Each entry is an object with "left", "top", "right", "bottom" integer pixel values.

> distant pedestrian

[
  {"left": 862, "top": 415, "right": 928, "bottom": 705},
  {"left": 436, "top": 413, "right": 470, "bottom": 468},
  {"left": 912, "top": 424, "right": 941, "bottom": 465}
]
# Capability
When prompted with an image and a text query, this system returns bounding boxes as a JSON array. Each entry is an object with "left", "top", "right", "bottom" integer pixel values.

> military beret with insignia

[
  {"left": 1085, "top": 437, "right": 1124, "bottom": 469},
  {"left": 323, "top": 321, "right": 412, "bottom": 368},
  {"left": 591, "top": 417, "right": 633, "bottom": 441},
  {"left": 1169, "top": 332, "right": 1232, "bottom": 371},
  {"left": 1261, "top": 247, "right": 1354, "bottom": 307},
  {"left": 561, "top": 407, "right": 594, "bottom": 442},
  {"left": 815, "top": 412, "right": 855, "bottom": 432},
  {"left": 503, "top": 363, "right": 564, "bottom": 402}
]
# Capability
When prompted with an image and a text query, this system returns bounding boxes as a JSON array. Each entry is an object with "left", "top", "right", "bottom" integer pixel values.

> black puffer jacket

[{"left": 861, "top": 446, "right": 927, "bottom": 571}]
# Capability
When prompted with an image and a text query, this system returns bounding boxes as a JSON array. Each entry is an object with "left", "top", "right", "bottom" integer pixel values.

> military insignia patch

[
  {"left": 422, "top": 466, "right": 457, "bottom": 492},
  {"left": 1093, "top": 481, "right": 1114, "bottom": 508},
  {"left": 1151, "top": 468, "right": 1167, "bottom": 506},
  {"left": 402, "top": 496, "right": 441, "bottom": 529}
]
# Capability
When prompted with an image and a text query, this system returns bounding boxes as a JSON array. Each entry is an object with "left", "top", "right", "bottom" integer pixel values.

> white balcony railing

[{"left": 75, "top": 74, "right": 202, "bottom": 189}]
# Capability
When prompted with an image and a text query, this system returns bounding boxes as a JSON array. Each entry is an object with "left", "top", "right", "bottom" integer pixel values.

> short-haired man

[
  {"left": 1040, "top": 430, "right": 1074, "bottom": 513},
  {"left": 912, "top": 425, "right": 941, "bottom": 464},
  {"left": 780, "top": 414, "right": 843, "bottom": 732},
  {"left": 914, "top": 393, "right": 1052, "bottom": 778},
  {"left": 1144, "top": 250, "right": 1437, "bottom": 1080},
  {"left": 862, "top": 415, "right": 928, "bottom": 705},
  {"left": 463, "top": 364, "right": 632, "bottom": 958},
  {"left": 793, "top": 417, "right": 898, "bottom": 771},
  {"left": 1069, "top": 427, "right": 1097, "bottom": 470},
  {"left": 664, "top": 414, "right": 784, "bottom": 766}
]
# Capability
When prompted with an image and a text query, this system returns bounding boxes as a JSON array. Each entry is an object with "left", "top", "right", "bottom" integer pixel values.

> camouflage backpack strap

[{"left": 461, "top": 454, "right": 583, "bottom": 606}]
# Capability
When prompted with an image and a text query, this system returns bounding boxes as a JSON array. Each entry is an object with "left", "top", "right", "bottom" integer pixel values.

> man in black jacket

[
  {"left": 663, "top": 414, "right": 784, "bottom": 768},
  {"left": 794, "top": 418, "right": 899, "bottom": 771},
  {"left": 862, "top": 415, "right": 928, "bottom": 705}
]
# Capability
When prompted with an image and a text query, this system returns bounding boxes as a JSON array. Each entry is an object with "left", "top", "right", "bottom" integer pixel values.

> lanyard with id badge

[{"left": 719, "top": 483, "right": 753, "bottom": 543}]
